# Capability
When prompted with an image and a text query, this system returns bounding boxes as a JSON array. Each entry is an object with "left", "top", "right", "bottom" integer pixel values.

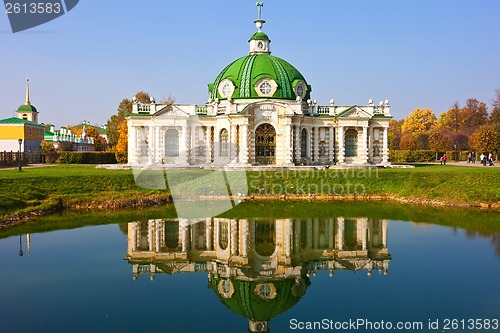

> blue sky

[{"left": 1, "top": 0, "right": 499, "bottom": 127}]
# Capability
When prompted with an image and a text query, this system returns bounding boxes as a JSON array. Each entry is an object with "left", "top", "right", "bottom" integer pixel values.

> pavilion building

[{"left": 126, "top": 5, "right": 392, "bottom": 167}]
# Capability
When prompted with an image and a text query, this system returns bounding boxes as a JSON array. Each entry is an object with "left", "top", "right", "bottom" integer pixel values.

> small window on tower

[
  {"left": 222, "top": 82, "right": 232, "bottom": 98},
  {"left": 22, "top": 114, "right": 27, "bottom": 120},
  {"left": 259, "top": 82, "right": 272, "bottom": 95},
  {"left": 296, "top": 85, "right": 304, "bottom": 98}
]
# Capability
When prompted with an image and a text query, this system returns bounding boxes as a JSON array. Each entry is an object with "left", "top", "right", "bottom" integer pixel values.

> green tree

[
  {"left": 106, "top": 91, "right": 152, "bottom": 150},
  {"left": 106, "top": 99, "right": 131, "bottom": 149}
]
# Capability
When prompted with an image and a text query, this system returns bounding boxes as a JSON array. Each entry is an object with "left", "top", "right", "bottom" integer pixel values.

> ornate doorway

[{"left": 255, "top": 123, "right": 276, "bottom": 165}]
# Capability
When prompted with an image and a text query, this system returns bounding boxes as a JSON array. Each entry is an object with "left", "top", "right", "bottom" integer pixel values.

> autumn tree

[
  {"left": 106, "top": 91, "right": 152, "bottom": 150},
  {"left": 388, "top": 119, "right": 403, "bottom": 150},
  {"left": 438, "top": 102, "right": 461, "bottom": 133},
  {"left": 106, "top": 98, "right": 131, "bottom": 149},
  {"left": 115, "top": 120, "right": 128, "bottom": 152},
  {"left": 468, "top": 125, "right": 500, "bottom": 153},
  {"left": 70, "top": 125, "right": 107, "bottom": 151},
  {"left": 401, "top": 108, "right": 437, "bottom": 134},
  {"left": 490, "top": 88, "right": 500, "bottom": 125},
  {"left": 428, "top": 130, "right": 452, "bottom": 151},
  {"left": 399, "top": 132, "right": 429, "bottom": 150}
]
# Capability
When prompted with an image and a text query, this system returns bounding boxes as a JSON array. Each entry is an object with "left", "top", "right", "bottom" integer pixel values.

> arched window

[
  {"left": 255, "top": 220, "right": 275, "bottom": 257},
  {"left": 219, "top": 221, "right": 228, "bottom": 250},
  {"left": 220, "top": 129, "right": 228, "bottom": 157},
  {"left": 301, "top": 129, "right": 308, "bottom": 158},
  {"left": 165, "top": 129, "right": 179, "bottom": 157},
  {"left": 345, "top": 129, "right": 358, "bottom": 157}
]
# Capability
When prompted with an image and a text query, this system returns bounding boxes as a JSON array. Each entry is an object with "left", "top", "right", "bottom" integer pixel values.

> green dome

[
  {"left": 208, "top": 54, "right": 312, "bottom": 101},
  {"left": 17, "top": 104, "right": 37, "bottom": 113},
  {"left": 208, "top": 277, "right": 310, "bottom": 322},
  {"left": 249, "top": 31, "right": 270, "bottom": 41}
]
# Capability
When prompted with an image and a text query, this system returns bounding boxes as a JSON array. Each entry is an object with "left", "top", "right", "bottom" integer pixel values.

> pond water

[{"left": 0, "top": 202, "right": 499, "bottom": 333}]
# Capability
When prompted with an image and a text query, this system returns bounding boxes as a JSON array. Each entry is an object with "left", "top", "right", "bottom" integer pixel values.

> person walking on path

[
  {"left": 440, "top": 153, "right": 447, "bottom": 165},
  {"left": 480, "top": 153, "right": 486, "bottom": 166}
]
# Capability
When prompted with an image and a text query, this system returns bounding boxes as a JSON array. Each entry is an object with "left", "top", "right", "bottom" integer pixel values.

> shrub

[
  {"left": 115, "top": 152, "right": 128, "bottom": 164},
  {"left": 389, "top": 150, "right": 436, "bottom": 163},
  {"left": 44, "top": 152, "right": 61, "bottom": 164},
  {"left": 56, "top": 152, "right": 117, "bottom": 164}
]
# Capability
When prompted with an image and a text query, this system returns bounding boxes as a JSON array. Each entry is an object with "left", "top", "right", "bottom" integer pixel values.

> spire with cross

[
  {"left": 25, "top": 77, "right": 30, "bottom": 105},
  {"left": 254, "top": 2, "right": 265, "bottom": 32},
  {"left": 256, "top": 2, "right": 263, "bottom": 20}
]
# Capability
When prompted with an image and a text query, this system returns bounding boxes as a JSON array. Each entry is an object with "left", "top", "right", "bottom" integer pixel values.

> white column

[
  {"left": 284, "top": 219, "right": 292, "bottom": 257},
  {"left": 131, "top": 222, "right": 138, "bottom": 251},
  {"left": 382, "top": 219, "right": 388, "bottom": 249},
  {"left": 361, "top": 218, "right": 367, "bottom": 251},
  {"left": 361, "top": 126, "right": 369, "bottom": 164},
  {"left": 180, "top": 125, "right": 188, "bottom": 164},
  {"left": 328, "top": 126, "right": 334, "bottom": 164},
  {"left": 241, "top": 219, "right": 248, "bottom": 257},
  {"left": 155, "top": 127, "right": 162, "bottom": 163},
  {"left": 148, "top": 126, "right": 155, "bottom": 164},
  {"left": 240, "top": 124, "right": 249, "bottom": 164},
  {"left": 337, "top": 126, "right": 345, "bottom": 164},
  {"left": 382, "top": 126, "right": 389, "bottom": 164},
  {"left": 230, "top": 124, "right": 238, "bottom": 163},
  {"left": 294, "top": 124, "right": 301, "bottom": 163},
  {"left": 284, "top": 122, "right": 293, "bottom": 165},
  {"left": 205, "top": 126, "right": 212, "bottom": 165},
  {"left": 155, "top": 219, "right": 162, "bottom": 252},
  {"left": 180, "top": 219, "right": 188, "bottom": 252},
  {"left": 313, "top": 126, "right": 319, "bottom": 163},
  {"left": 328, "top": 218, "right": 334, "bottom": 250},
  {"left": 148, "top": 220, "right": 155, "bottom": 251},
  {"left": 205, "top": 218, "right": 213, "bottom": 251},
  {"left": 128, "top": 126, "right": 137, "bottom": 164},
  {"left": 190, "top": 125, "right": 197, "bottom": 164},
  {"left": 294, "top": 219, "right": 301, "bottom": 255},
  {"left": 336, "top": 217, "right": 344, "bottom": 251},
  {"left": 230, "top": 219, "right": 238, "bottom": 256}
]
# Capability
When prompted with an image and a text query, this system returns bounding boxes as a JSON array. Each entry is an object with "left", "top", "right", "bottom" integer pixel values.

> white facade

[
  {"left": 127, "top": 98, "right": 392, "bottom": 167},
  {"left": 127, "top": 10, "right": 392, "bottom": 168}
]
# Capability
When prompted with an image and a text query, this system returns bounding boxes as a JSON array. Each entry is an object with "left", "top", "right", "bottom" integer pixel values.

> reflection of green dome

[
  {"left": 208, "top": 54, "right": 311, "bottom": 101},
  {"left": 17, "top": 104, "right": 37, "bottom": 113},
  {"left": 208, "top": 276, "right": 309, "bottom": 322}
]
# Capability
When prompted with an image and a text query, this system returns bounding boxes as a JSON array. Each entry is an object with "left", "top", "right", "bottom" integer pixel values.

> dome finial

[
  {"left": 25, "top": 77, "right": 30, "bottom": 105},
  {"left": 255, "top": 2, "right": 265, "bottom": 31}
]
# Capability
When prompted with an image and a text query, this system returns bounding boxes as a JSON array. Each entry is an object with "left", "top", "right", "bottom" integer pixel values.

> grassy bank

[
  {"left": 1, "top": 200, "right": 498, "bottom": 240},
  {"left": 0, "top": 164, "right": 499, "bottom": 226}
]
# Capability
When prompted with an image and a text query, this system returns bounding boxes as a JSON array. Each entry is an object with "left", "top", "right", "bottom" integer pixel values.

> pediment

[
  {"left": 155, "top": 105, "right": 189, "bottom": 118},
  {"left": 337, "top": 258, "right": 371, "bottom": 271},
  {"left": 338, "top": 106, "right": 371, "bottom": 119}
]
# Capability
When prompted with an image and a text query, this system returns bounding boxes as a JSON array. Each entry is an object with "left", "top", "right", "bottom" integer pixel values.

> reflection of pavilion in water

[{"left": 126, "top": 217, "right": 390, "bottom": 332}]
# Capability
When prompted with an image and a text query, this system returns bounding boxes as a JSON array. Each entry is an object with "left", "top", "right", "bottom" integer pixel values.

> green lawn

[{"left": 0, "top": 164, "right": 499, "bottom": 222}]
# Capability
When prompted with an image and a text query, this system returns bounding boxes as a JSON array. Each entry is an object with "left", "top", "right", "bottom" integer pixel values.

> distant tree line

[{"left": 389, "top": 88, "right": 500, "bottom": 155}]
